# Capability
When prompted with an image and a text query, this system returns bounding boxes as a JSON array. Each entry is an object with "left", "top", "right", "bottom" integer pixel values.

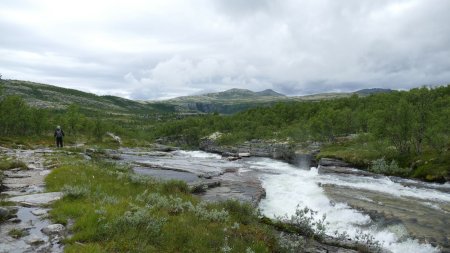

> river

[{"left": 121, "top": 149, "right": 449, "bottom": 253}]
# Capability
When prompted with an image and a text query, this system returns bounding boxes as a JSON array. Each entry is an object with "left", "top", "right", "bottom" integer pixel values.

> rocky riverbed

[
  {"left": 0, "top": 147, "right": 65, "bottom": 253},
  {"left": 111, "top": 147, "right": 447, "bottom": 253}
]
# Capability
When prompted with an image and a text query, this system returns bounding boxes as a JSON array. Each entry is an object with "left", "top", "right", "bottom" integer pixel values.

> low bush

[{"left": 369, "top": 158, "right": 411, "bottom": 176}]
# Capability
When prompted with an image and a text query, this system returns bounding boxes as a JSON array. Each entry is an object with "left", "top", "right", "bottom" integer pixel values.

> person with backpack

[{"left": 54, "top": 126, "right": 65, "bottom": 148}]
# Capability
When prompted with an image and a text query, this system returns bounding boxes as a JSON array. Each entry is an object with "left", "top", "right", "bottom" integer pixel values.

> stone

[
  {"left": 0, "top": 207, "right": 9, "bottom": 219},
  {"left": 41, "top": 224, "right": 65, "bottom": 235},
  {"left": 31, "top": 209, "right": 48, "bottom": 216},
  {"left": 8, "top": 192, "right": 62, "bottom": 206},
  {"left": 26, "top": 235, "right": 45, "bottom": 245},
  {"left": 318, "top": 166, "right": 377, "bottom": 177},
  {"left": 3, "top": 172, "right": 30, "bottom": 178},
  {"left": 238, "top": 152, "right": 251, "bottom": 157},
  {"left": 8, "top": 217, "right": 21, "bottom": 223},
  {"left": 152, "top": 144, "right": 178, "bottom": 152},
  {"left": 4, "top": 183, "right": 29, "bottom": 188},
  {"left": 319, "top": 158, "right": 351, "bottom": 167}
]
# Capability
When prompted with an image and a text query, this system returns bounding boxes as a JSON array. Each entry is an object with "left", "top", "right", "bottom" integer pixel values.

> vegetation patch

[
  {"left": 8, "top": 228, "right": 29, "bottom": 239},
  {"left": 45, "top": 158, "right": 281, "bottom": 252},
  {"left": 0, "top": 158, "right": 28, "bottom": 171}
]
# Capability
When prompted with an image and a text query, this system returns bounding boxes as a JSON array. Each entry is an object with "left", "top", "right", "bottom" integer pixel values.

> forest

[{"left": 0, "top": 81, "right": 449, "bottom": 181}]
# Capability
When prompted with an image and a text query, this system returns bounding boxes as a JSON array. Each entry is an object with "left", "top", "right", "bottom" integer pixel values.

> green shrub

[
  {"left": 104, "top": 208, "right": 166, "bottom": 236},
  {"left": 276, "top": 205, "right": 328, "bottom": 240},
  {"left": 369, "top": 158, "right": 411, "bottom": 176},
  {"left": 61, "top": 185, "right": 89, "bottom": 199}
]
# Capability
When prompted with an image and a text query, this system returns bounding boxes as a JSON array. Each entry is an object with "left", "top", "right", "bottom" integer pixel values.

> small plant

[
  {"left": 276, "top": 205, "right": 328, "bottom": 239},
  {"left": 354, "top": 230, "right": 382, "bottom": 253},
  {"left": 128, "top": 173, "right": 155, "bottom": 185},
  {"left": 192, "top": 202, "right": 229, "bottom": 222},
  {"left": 0, "top": 158, "right": 27, "bottom": 171},
  {"left": 61, "top": 185, "right": 89, "bottom": 199},
  {"left": 105, "top": 208, "right": 166, "bottom": 236},
  {"left": 8, "top": 228, "right": 28, "bottom": 238},
  {"left": 369, "top": 158, "right": 411, "bottom": 176},
  {"left": 277, "top": 232, "right": 306, "bottom": 252}
]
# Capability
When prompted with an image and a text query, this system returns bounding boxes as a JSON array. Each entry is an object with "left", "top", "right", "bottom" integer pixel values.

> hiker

[{"left": 54, "top": 126, "right": 65, "bottom": 148}]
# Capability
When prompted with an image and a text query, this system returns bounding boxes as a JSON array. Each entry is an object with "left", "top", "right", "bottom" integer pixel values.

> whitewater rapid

[
  {"left": 253, "top": 158, "right": 443, "bottom": 253},
  {"left": 126, "top": 150, "right": 448, "bottom": 252}
]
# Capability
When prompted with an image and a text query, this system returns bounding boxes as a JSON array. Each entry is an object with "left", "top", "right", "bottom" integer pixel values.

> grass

[
  {"left": 8, "top": 228, "right": 28, "bottom": 238},
  {"left": 317, "top": 137, "right": 394, "bottom": 168},
  {"left": 0, "top": 157, "right": 28, "bottom": 171},
  {"left": 317, "top": 135, "right": 449, "bottom": 182},
  {"left": 44, "top": 156, "right": 281, "bottom": 252}
]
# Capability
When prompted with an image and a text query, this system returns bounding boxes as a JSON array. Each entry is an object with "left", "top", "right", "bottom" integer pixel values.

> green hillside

[{"left": 0, "top": 79, "right": 176, "bottom": 114}]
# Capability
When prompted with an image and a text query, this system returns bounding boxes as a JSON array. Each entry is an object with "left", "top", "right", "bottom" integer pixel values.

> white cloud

[{"left": 1, "top": 0, "right": 450, "bottom": 99}]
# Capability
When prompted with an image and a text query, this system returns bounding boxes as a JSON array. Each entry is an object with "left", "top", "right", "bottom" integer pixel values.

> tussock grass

[
  {"left": 0, "top": 158, "right": 27, "bottom": 171},
  {"left": 45, "top": 158, "right": 279, "bottom": 252}
]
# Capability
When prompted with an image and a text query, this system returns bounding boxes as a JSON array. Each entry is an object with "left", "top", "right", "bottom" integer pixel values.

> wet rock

[
  {"left": 31, "top": 209, "right": 48, "bottom": 216},
  {"left": 319, "top": 158, "right": 351, "bottom": 167},
  {"left": 152, "top": 144, "right": 179, "bottom": 152},
  {"left": 318, "top": 165, "right": 377, "bottom": 177},
  {"left": 42, "top": 224, "right": 66, "bottom": 235},
  {"left": 189, "top": 180, "right": 221, "bottom": 193},
  {"left": 0, "top": 207, "right": 9, "bottom": 220},
  {"left": 8, "top": 192, "right": 62, "bottom": 206},
  {"left": 317, "top": 158, "right": 380, "bottom": 177},
  {"left": 26, "top": 235, "right": 45, "bottom": 245},
  {"left": 8, "top": 217, "right": 21, "bottom": 223},
  {"left": 6, "top": 206, "right": 19, "bottom": 214},
  {"left": 3, "top": 171, "right": 30, "bottom": 178},
  {"left": 200, "top": 138, "right": 295, "bottom": 161},
  {"left": 4, "top": 183, "right": 29, "bottom": 189},
  {"left": 225, "top": 156, "right": 240, "bottom": 161}
]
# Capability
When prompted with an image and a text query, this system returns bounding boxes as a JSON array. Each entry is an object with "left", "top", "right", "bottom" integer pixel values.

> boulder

[{"left": 41, "top": 224, "right": 65, "bottom": 235}]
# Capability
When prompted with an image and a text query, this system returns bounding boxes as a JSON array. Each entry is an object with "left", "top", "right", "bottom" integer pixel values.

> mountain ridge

[{"left": 1, "top": 79, "right": 393, "bottom": 114}]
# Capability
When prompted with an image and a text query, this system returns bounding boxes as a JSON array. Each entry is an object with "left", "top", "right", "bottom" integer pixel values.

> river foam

[{"left": 253, "top": 158, "right": 440, "bottom": 253}]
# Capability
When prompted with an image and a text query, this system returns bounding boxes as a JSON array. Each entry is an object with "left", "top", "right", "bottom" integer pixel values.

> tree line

[{"left": 153, "top": 86, "right": 450, "bottom": 157}]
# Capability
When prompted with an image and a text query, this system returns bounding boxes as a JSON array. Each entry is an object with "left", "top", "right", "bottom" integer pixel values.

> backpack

[{"left": 56, "top": 129, "right": 63, "bottom": 138}]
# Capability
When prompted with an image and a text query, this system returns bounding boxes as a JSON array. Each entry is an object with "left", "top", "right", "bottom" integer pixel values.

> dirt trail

[{"left": 0, "top": 147, "right": 64, "bottom": 253}]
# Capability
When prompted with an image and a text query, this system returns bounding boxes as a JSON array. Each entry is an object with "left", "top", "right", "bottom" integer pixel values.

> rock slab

[{"left": 8, "top": 192, "right": 62, "bottom": 206}]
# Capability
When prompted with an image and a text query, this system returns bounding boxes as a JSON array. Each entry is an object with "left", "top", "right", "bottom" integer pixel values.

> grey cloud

[{"left": 1, "top": 0, "right": 450, "bottom": 99}]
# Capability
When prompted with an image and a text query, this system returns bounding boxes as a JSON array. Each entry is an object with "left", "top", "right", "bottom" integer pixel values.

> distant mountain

[
  {"left": 354, "top": 88, "right": 393, "bottom": 95},
  {"left": 148, "top": 88, "right": 288, "bottom": 114},
  {"left": 0, "top": 79, "right": 175, "bottom": 114}
]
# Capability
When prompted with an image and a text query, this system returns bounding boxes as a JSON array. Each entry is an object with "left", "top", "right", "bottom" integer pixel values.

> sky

[{"left": 1, "top": 0, "right": 450, "bottom": 100}]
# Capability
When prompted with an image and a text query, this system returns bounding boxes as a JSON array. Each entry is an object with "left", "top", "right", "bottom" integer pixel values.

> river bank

[
  {"left": 107, "top": 146, "right": 448, "bottom": 252},
  {"left": 197, "top": 136, "right": 449, "bottom": 184},
  {"left": 0, "top": 147, "right": 65, "bottom": 253}
]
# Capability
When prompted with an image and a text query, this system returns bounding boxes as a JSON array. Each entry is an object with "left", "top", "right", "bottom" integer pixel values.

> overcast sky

[{"left": 1, "top": 0, "right": 450, "bottom": 99}]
